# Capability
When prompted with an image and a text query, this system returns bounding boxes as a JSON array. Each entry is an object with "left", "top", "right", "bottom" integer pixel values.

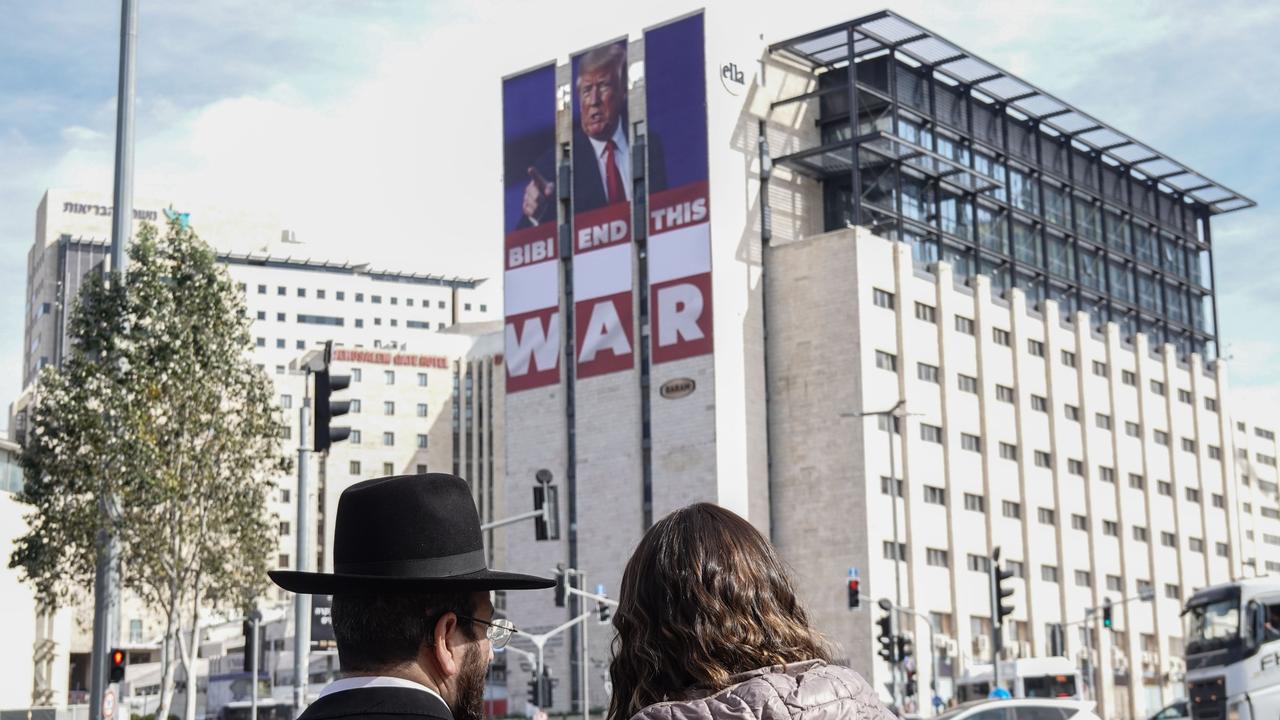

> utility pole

[
  {"left": 92, "top": 3, "right": 137, "bottom": 720},
  {"left": 293, "top": 368, "right": 312, "bottom": 711},
  {"left": 249, "top": 609, "right": 262, "bottom": 720}
]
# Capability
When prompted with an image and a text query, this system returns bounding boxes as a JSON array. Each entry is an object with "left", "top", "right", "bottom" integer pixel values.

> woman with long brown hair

[{"left": 608, "top": 502, "right": 896, "bottom": 720}]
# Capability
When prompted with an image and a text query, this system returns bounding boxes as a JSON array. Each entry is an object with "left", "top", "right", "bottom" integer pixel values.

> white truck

[{"left": 1183, "top": 577, "right": 1280, "bottom": 720}]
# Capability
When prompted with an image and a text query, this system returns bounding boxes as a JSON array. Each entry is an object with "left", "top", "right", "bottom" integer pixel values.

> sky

[{"left": 2, "top": 0, "right": 1278, "bottom": 426}]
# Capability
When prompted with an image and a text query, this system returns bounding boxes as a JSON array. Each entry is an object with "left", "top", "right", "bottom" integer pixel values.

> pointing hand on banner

[{"left": 523, "top": 167, "right": 555, "bottom": 225}]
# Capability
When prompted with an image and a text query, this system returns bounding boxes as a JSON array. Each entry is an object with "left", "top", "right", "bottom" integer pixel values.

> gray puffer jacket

[{"left": 628, "top": 660, "right": 896, "bottom": 720}]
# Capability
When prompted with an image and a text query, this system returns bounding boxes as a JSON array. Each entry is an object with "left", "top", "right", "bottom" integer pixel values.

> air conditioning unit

[
  {"left": 1142, "top": 651, "right": 1159, "bottom": 667},
  {"left": 934, "top": 634, "right": 953, "bottom": 652},
  {"left": 1112, "top": 651, "right": 1130, "bottom": 675}
]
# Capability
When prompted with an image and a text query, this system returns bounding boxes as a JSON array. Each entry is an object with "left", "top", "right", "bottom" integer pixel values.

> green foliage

[{"left": 10, "top": 218, "right": 289, "bottom": 614}]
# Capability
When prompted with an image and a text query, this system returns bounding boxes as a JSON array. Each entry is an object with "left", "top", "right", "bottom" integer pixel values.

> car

[
  {"left": 1148, "top": 700, "right": 1188, "bottom": 720},
  {"left": 935, "top": 698, "right": 1101, "bottom": 720}
]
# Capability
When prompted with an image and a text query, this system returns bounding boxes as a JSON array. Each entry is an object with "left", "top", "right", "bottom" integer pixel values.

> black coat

[{"left": 297, "top": 687, "right": 452, "bottom": 720}]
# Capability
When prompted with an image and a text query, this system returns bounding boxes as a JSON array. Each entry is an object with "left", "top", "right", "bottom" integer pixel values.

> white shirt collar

[
  {"left": 318, "top": 675, "right": 448, "bottom": 706},
  {"left": 586, "top": 121, "right": 629, "bottom": 159}
]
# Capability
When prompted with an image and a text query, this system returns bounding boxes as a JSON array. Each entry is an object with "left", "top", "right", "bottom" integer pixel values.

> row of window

[
  {"left": 874, "top": 289, "right": 1217, "bottom": 406},
  {"left": 240, "top": 282, "right": 485, "bottom": 313},
  {"left": 256, "top": 315, "right": 449, "bottom": 331},
  {"left": 883, "top": 477, "right": 1225, "bottom": 515},
  {"left": 337, "top": 432, "right": 431, "bottom": 452},
  {"left": 893, "top": 535, "right": 1226, "bottom": 572}
]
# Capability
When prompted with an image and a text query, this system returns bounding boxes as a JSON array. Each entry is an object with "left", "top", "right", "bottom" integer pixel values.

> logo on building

[
  {"left": 720, "top": 62, "right": 745, "bottom": 96},
  {"left": 659, "top": 378, "right": 696, "bottom": 399}
]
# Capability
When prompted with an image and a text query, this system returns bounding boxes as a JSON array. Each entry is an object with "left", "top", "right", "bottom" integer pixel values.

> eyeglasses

[{"left": 458, "top": 616, "right": 517, "bottom": 649}]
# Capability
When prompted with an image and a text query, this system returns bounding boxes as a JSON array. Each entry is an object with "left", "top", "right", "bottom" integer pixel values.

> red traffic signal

[
  {"left": 847, "top": 568, "right": 860, "bottom": 609},
  {"left": 109, "top": 648, "right": 126, "bottom": 683}
]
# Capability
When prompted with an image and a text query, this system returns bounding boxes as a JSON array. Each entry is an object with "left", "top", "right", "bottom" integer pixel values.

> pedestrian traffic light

[
  {"left": 847, "top": 568, "right": 860, "bottom": 609},
  {"left": 108, "top": 648, "right": 126, "bottom": 683},
  {"left": 554, "top": 564, "right": 567, "bottom": 608},
  {"left": 313, "top": 367, "right": 351, "bottom": 452},
  {"left": 1102, "top": 598, "right": 1113, "bottom": 628},
  {"left": 876, "top": 612, "right": 896, "bottom": 663}
]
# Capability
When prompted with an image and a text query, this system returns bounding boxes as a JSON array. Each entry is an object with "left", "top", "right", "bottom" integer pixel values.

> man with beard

[{"left": 269, "top": 473, "right": 555, "bottom": 720}]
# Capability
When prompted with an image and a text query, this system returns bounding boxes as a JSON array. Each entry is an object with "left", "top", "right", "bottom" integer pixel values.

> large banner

[
  {"left": 571, "top": 39, "right": 635, "bottom": 379},
  {"left": 645, "top": 13, "right": 713, "bottom": 363},
  {"left": 503, "top": 64, "right": 561, "bottom": 393}
]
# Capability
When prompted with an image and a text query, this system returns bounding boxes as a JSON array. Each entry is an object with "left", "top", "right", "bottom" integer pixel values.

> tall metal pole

[
  {"left": 580, "top": 572, "right": 589, "bottom": 720},
  {"left": 1082, "top": 610, "right": 1093, "bottom": 702},
  {"left": 888, "top": 410, "right": 903, "bottom": 709},
  {"left": 92, "top": 3, "right": 137, "bottom": 720},
  {"left": 293, "top": 371, "right": 313, "bottom": 712},
  {"left": 250, "top": 611, "right": 261, "bottom": 720}
]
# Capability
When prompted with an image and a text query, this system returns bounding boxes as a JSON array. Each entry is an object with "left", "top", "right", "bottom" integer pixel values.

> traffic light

[
  {"left": 313, "top": 367, "right": 352, "bottom": 452},
  {"left": 243, "top": 620, "right": 257, "bottom": 667},
  {"left": 989, "top": 547, "right": 1015, "bottom": 655},
  {"left": 847, "top": 568, "right": 860, "bottom": 609},
  {"left": 527, "top": 676, "right": 541, "bottom": 706},
  {"left": 897, "top": 635, "right": 913, "bottom": 664},
  {"left": 876, "top": 612, "right": 896, "bottom": 663},
  {"left": 554, "top": 564, "right": 567, "bottom": 608},
  {"left": 1102, "top": 598, "right": 1113, "bottom": 628},
  {"left": 108, "top": 648, "right": 126, "bottom": 683},
  {"left": 596, "top": 584, "right": 611, "bottom": 624},
  {"left": 904, "top": 666, "right": 917, "bottom": 698},
  {"left": 533, "top": 483, "right": 560, "bottom": 541}
]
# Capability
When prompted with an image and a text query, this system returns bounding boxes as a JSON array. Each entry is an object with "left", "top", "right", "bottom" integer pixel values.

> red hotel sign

[{"left": 332, "top": 348, "right": 449, "bottom": 369}]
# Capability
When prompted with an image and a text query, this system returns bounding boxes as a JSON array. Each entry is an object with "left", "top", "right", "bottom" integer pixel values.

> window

[
  {"left": 921, "top": 424, "right": 943, "bottom": 444},
  {"left": 351, "top": 368, "right": 362, "bottom": 382},
  {"left": 383, "top": 462, "right": 394, "bottom": 475},
  {"left": 417, "top": 434, "right": 429, "bottom": 449},
  {"left": 279, "top": 521, "right": 291, "bottom": 537},
  {"left": 875, "top": 351, "right": 898, "bottom": 372},
  {"left": 1122, "top": 370, "right": 1136, "bottom": 385},
  {"left": 1154, "top": 429, "right": 1169, "bottom": 445},
  {"left": 372, "top": 295, "right": 383, "bottom": 304},
  {"left": 1035, "top": 451, "right": 1052, "bottom": 468},
  {"left": 993, "top": 328, "right": 1011, "bottom": 346},
  {"left": 1092, "top": 360, "right": 1109, "bottom": 377},
  {"left": 1031, "top": 395, "right": 1048, "bottom": 412},
  {"left": 1186, "top": 487, "right": 1201, "bottom": 503},
  {"left": 917, "top": 363, "right": 940, "bottom": 383},
  {"left": 968, "top": 554, "right": 991, "bottom": 572},
  {"left": 417, "top": 373, "right": 429, "bottom": 387},
  {"left": 877, "top": 415, "right": 902, "bottom": 434},
  {"left": 1075, "top": 570, "right": 1092, "bottom": 587},
  {"left": 336, "top": 291, "right": 345, "bottom": 301},
  {"left": 880, "top": 476, "right": 904, "bottom": 497},
  {"left": 1095, "top": 413, "right": 1112, "bottom": 430},
  {"left": 1125, "top": 421, "right": 1141, "bottom": 437},
  {"left": 276, "top": 338, "right": 285, "bottom": 349},
  {"left": 279, "top": 554, "right": 290, "bottom": 569},
  {"left": 1189, "top": 537, "right": 1204, "bottom": 553},
  {"left": 927, "top": 548, "right": 949, "bottom": 567},
  {"left": 964, "top": 493, "right": 986, "bottom": 512},
  {"left": 961, "top": 433, "right": 982, "bottom": 452},
  {"left": 349, "top": 461, "right": 361, "bottom": 475},
  {"left": 1103, "top": 520, "right": 1119, "bottom": 536},
  {"left": 1028, "top": 339, "right": 1045, "bottom": 357},
  {"left": 317, "top": 289, "right": 326, "bottom": 299},
  {"left": 883, "top": 541, "right": 907, "bottom": 561},
  {"left": 1002, "top": 500, "right": 1022, "bottom": 519},
  {"left": 1065, "top": 404, "right": 1080, "bottom": 421},
  {"left": 996, "top": 385, "right": 1016, "bottom": 403},
  {"left": 277, "top": 286, "right": 286, "bottom": 296},
  {"left": 275, "top": 365, "right": 285, "bottom": 375},
  {"left": 1038, "top": 507, "right": 1056, "bottom": 525},
  {"left": 417, "top": 403, "right": 429, "bottom": 418},
  {"left": 1006, "top": 560, "right": 1026, "bottom": 578},
  {"left": 924, "top": 486, "right": 947, "bottom": 505},
  {"left": 256, "top": 310, "right": 266, "bottom": 320},
  {"left": 955, "top": 316, "right": 975, "bottom": 335},
  {"left": 355, "top": 318, "right": 364, "bottom": 328},
  {"left": 1061, "top": 350, "right": 1077, "bottom": 368},
  {"left": 999, "top": 442, "right": 1018, "bottom": 460},
  {"left": 915, "top": 302, "right": 937, "bottom": 323},
  {"left": 1261, "top": 454, "right": 1279, "bottom": 467},
  {"left": 1151, "top": 380, "right": 1166, "bottom": 396},
  {"left": 1161, "top": 532, "right": 1176, "bottom": 548},
  {"left": 350, "top": 399, "right": 362, "bottom": 413},
  {"left": 1178, "top": 389, "right": 1193, "bottom": 404},
  {"left": 297, "top": 287, "right": 306, "bottom": 298},
  {"left": 1165, "top": 584, "right": 1181, "bottom": 600},
  {"left": 1158, "top": 480, "right": 1172, "bottom": 496},
  {"left": 257, "top": 284, "right": 267, "bottom": 294},
  {"left": 1205, "top": 397, "right": 1218, "bottom": 412},
  {"left": 383, "top": 432, "right": 395, "bottom": 446},
  {"left": 1212, "top": 493, "right": 1225, "bottom": 508},
  {"left": 1128, "top": 473, "right": 1144, "bottom": 490},
  {"left": 1042, "top": 565, "right": 1060, "bottom": 583},
  {"left": 958, "top": 374, "right": 979, "bottom": 393},
  {"left": 1133, "top": 526, "right": 1149, "bottom": 542},
  {"left": 349, "top": 429, "right": 362, "bottom": 444},
  {"left": 1099, "top": 466, "right": 1115, "bottom": 483},
  {"left": 296, "top": 340, "right": 305, "bottom": 350},
  {"left": 1182, "top": 438, "right": 1197, "bottom": 453},
  {"left": 1107, "top": 575, "right": 1124, "bottom": 592},
  {"left": 1072, "top": 514, "right": 1088, "bottom": 531},
  {"left": 385, "top": 370, "right": 396, "bottom": 384},
  {"left": 416, "top": 464, "right": 428, "bottom": 474},
  {"left": 384, "top": 401, "right": 395, "bottom": 415},
  {"left": 1216, "top": 542, "right": 1229, "bottom": 558},
  {"left": 1208, "top": 445, "right": 1222, "bottom": 460},
  {"left": 280, "top": 394, "right": 293, "bottom": 409},
  {"left": 1068, "top": 459, "right": 1084, "bottom": 476},
  {"left": 464, "top": 302, "right": 472, "bottom": 311},
  {"left": 1259, "top": 428, "right": 1277, "bottom": 441},
  {"left": 281, "top": 488, "right": 291, "bottom": 503}
]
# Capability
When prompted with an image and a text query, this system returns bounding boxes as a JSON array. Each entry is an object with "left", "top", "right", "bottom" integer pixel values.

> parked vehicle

[
  {"left": 955, "top": 658, "right": 1082, "bottom": 702},
  {"left": 1147, "top": 699, "right": 1188, "bottom": 720},
  {"left": 935, "top": 698, "right": 1100, "bottom": 720},
  {"left": 1183, "top": 577, "right": 1280, "bottom": 720}
]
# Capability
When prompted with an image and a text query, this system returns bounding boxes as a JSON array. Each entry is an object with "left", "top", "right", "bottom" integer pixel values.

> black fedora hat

[{"left": 269, "top": 473, "right": 554, "bottom": 594}]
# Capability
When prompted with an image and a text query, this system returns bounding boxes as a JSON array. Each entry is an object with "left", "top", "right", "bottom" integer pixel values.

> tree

[{"left": 11, "top": 219, "right": 289, "bottom": 720}]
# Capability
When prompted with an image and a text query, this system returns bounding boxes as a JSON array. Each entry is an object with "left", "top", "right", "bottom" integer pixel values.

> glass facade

[{"left": 790, "top": 51, "right": 1226, "bottom": 359}]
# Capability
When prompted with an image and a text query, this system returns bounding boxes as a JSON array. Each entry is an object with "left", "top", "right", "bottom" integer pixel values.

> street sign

[{"left": 102, "top": 687, "right": 117, "bottom": 720}]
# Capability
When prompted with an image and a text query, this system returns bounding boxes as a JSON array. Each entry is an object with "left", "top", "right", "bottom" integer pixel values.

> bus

[{"left": 956, "top": 658, "right": 1082, "bottom": 702}]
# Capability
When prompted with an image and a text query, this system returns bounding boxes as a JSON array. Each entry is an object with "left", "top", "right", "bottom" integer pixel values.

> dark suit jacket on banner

[
  {"left": 572, "top": 128, "right": 669, "bottom": 216},
  {"left": 297, "top": 687, "right": 453, "bottom": 720}
]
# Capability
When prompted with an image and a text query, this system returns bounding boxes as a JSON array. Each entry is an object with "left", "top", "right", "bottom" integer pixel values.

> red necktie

[{"left": 603, "top": 140, "right": 627, "bottom": 204}]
